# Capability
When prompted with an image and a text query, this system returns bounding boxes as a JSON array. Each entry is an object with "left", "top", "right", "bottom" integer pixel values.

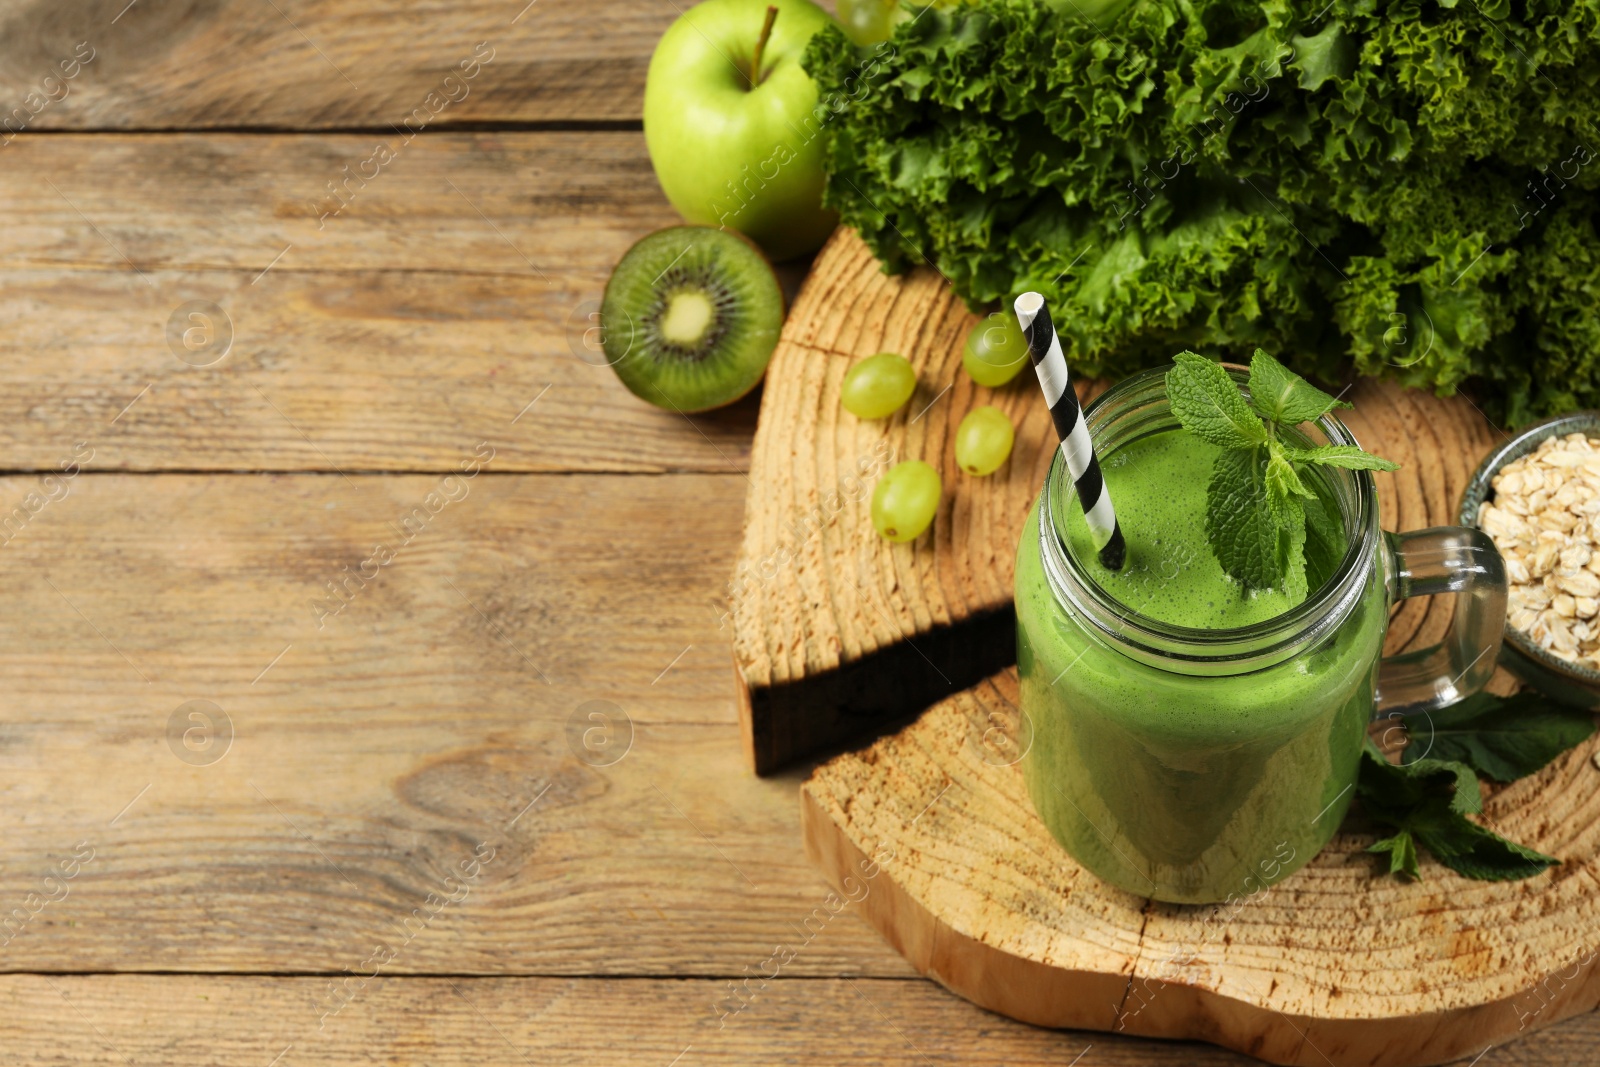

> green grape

[
  {"left": 838, "top": 0, "right": 968, "bottom": 42},
  {"left": 841, "top": 352, "right": 916, "bottom": 419},
  {"left": 961, "top": 312, "right": 1029, "bottom": 388},
  {"left": 955, "top": 406, "right": 1015, "bottom": 476},
  {"left": 872, "top": 460, "right": 941, "bottom": 543},
  {"left": 835, "top": 0, "right": 898, "bottom": 46}
]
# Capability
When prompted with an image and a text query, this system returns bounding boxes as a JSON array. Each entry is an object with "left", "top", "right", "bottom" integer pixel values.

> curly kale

[{"left": 803, "top": 0, "right": 1600, "bottom": 422}]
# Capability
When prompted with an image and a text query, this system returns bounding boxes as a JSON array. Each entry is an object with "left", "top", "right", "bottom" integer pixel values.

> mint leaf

[
  {"left": 1302, "top": 492, "right": 1344, "bottom": 585},
  {"left": 1205, "top": 446, "right": 1280, "bottom": 589},
  {"left": 1357, "top": 743, "right": 1557, "bottom": 882},
  {"left": 1282, "top": 495, "right": 1309, "bottom": 602},
  {"left": 1403, "top": 691, "right": 1597, "bottom": 782},
  {"left": 1430, "top": 757, "right": 1484, "bottom": 815},
  {"left": 1261, "top": 444, "right": 1309, "bottom": 591},
  {"left": 1168, "top": 353, "right": 1268, "bottom": 449},
  {"left": 1247, "top": 349, "right": 1349, "bottom": 425},
  {"left": 1361, "top": 743, "right": 1482, "bottom": 814},
  {"left": 1284, "top": 445, "right": 1400, "bottom": 472},
  {"left": 1265, "top": 473, "right": 1305, "bottom": 584},
  {"left": 1368, "top": 829, "right": 1419, "bottom": 879},
  {"left": 1392, "top": 796, "right": 1560, "bottom": 881},
  {"left": 1417, "top": 820, "right": 1561, "bottom": 882},
  {"left": 1266, "top": 444, "right": 1315, "bottom": 502}
]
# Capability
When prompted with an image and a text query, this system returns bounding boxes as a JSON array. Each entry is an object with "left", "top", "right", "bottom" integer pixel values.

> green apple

[{"left": 644, "top": 0, "right": 838, "bottom": 262}]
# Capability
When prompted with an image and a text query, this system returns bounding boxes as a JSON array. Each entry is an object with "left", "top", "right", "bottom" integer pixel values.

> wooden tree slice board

[
  {"left": 801, "top": 669, "right": 1600, "bottom": 1066},
  {"left": 733, "top": 226, "right": 1505, "bottom": 774}
]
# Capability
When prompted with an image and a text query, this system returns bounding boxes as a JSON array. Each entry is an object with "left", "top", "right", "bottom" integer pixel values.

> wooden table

[{"left": 0, "top": 2, "right": 1592, "bottom": 1063}]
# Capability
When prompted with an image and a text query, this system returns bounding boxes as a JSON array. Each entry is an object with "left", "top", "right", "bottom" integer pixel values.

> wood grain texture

[
  {"left": 3, "top": 974, "right": 1591, "bottom": 1066},
  {"left": 732, "top": 228, "right": 1504, "bottom": 773},
  {"left": 0, "top": 132, "right": 764, "bottom": 472},
  {"left": 0, "top": 470, "right": 915, "bottom": 976},
  {"left": 0, "top": 0, "right": 844, "bottom": 128},
  {"left": 2, "top": 133, "right": 671, "bottom": 273},
  {"left": 803, "top": 671, "right": 1600, "bottom": 1067},
  {"left": 0, "top": 0, "right": 667, "bottom": 127}
]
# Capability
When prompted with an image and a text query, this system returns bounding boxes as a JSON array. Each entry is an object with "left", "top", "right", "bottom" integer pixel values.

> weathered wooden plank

[
  {"left": 1, "top": 133, "right": 672, "bottom": 274},
  {"left": 0, "top": 132, "right": 765, "bottom": 471},
  {"left": 0, "top": 0, "right": 672, "bottom": 127},
  {"left": 5, "top": 974, "right": 1590, "bottom": 1064},
  {"left": 0, "top": 266, "right": 758, "bottom": 472},
  {"left": 0, "top": 471, "right": 902, "bottom": 975},
  {"left": 0, "top": 0, "right": 843, "bottom": 128}
]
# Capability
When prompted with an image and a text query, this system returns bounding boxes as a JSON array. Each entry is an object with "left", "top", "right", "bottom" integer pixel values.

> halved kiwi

[{"left": 601, "top": 226, "right": 784, "bottom": 413}]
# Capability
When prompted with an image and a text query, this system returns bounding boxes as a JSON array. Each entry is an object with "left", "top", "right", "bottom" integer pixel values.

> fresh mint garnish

[
  {"left": 1204, "top": 447, "right": 1281, "bottom": 591},
  {"left": 1281, "top": 444, "right": 1402, "bottom": 471},
  {"left": 1167, "top": 350, "right": 1398, "bottom": 592}
]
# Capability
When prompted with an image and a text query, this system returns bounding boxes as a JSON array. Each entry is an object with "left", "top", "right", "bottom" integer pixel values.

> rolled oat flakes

[{"left": 1479, "top": 432, "right": 1600, "bottom": 671}]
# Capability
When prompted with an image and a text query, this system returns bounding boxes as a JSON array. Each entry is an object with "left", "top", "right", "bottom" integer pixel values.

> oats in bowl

[{"left": 1477, "top": 432, "right": 1600, "bottom": 669}]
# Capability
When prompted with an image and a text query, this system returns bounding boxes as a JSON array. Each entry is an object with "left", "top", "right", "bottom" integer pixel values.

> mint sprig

[
  {"left": 1358, "top": 744, "right": 1556, "bottom": 882},
  {"left": 1359, "top": 745, "right": 1557, "bottom": 882},
  {"left": 1359, "top": 690, "right": 1594, "bottom": 881},
  {"left": 1167, "top": 350, "right": 1399, "bottom": 592}
]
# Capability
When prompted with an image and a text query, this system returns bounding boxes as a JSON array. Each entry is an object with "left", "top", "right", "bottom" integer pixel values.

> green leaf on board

[
  {"left": 1417, "top": 819, "right": 1561, "bottom": 882},
  {"left": 1367, "top": 828, "right": 1419, "bottom": 879},
  {"left": 1403, "top": 691, "right": 1598, "bottom": 782},
  {"left": 1361, "top": 742, "right": 1481, "bottom": 813},
  {"left": 1357, "top": 742, "right": 1559, "bottom": 882}
]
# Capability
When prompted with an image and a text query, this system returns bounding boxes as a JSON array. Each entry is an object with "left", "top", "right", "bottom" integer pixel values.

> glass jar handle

[{"left": 1376, "top": 527, "right": 1508, "bottom": 716}]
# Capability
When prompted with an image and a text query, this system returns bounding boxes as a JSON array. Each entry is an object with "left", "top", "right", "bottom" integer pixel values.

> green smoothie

[
  {"left": 1017, "top": 426, "right": 1387, "bottom": 904},
  {"left": 1063, "top": 429, "right": 1305, "bottom": 629}
]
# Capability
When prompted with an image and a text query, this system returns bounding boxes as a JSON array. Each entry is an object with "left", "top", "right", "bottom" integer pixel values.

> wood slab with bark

[{"left": 802, "top": 670, "right": 1600, "bottom": 1066}]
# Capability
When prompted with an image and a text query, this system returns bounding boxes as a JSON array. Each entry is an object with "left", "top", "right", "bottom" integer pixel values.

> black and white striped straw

[{"left": 1013, "top": 292, "right": 1126, "bottom": 571}]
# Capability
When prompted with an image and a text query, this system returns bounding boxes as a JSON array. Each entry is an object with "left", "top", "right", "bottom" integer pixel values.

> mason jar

[{"left": 1015, "top": 366, "right": 1507, "bottom": 904}]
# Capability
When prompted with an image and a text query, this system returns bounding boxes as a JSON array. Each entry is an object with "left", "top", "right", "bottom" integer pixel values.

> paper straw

[{"left": 1013, "top": 292, "right": 1126, "bottom": 571}]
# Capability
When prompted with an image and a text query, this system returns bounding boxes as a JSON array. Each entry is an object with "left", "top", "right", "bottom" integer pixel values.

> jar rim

[{"left": 1037, "top": 364, "right": 1380, "bottom": 672}]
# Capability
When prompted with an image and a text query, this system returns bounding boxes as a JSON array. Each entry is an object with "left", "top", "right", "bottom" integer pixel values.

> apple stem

[{"left": 748, "top": 5, "right": 779, "bottom": 89}]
